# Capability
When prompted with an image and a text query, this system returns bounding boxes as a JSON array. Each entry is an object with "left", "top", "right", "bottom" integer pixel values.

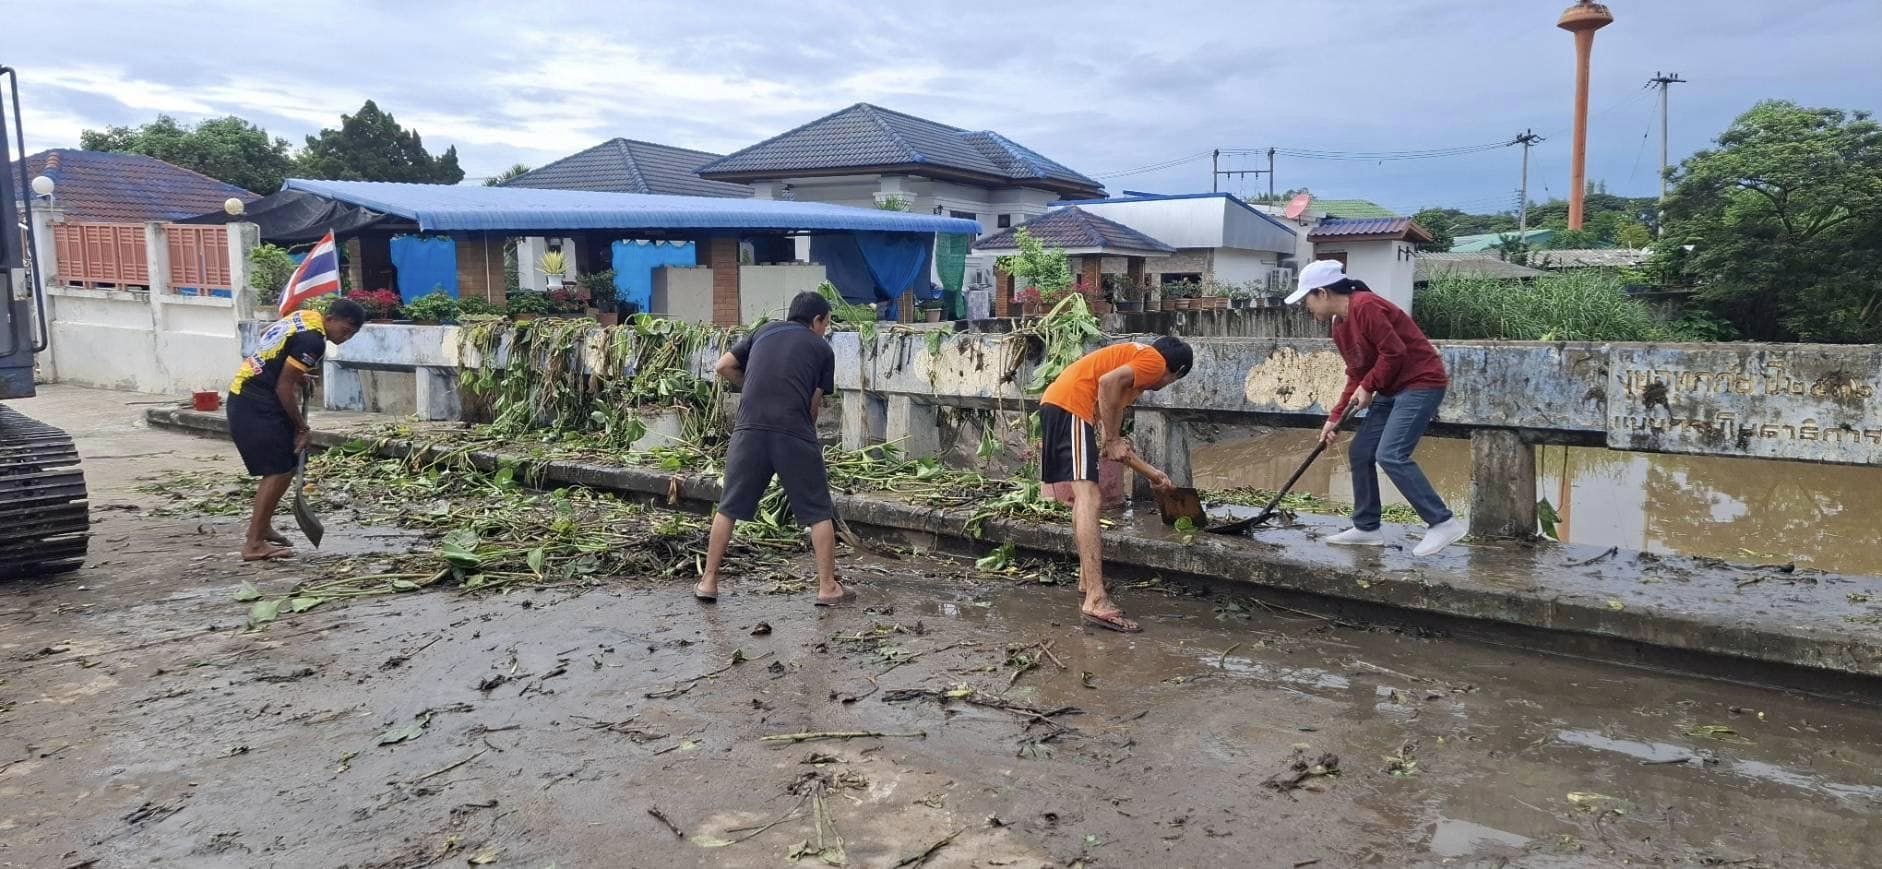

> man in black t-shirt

[
  {"left": 696, "top": 291, "right": 849, "bottom": 605},
  {"left": 226, "top": 299, "right": 365, "bottom": 560}
]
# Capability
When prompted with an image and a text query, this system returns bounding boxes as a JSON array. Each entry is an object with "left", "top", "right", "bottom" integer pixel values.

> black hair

[
  {"left": 325, "top": 298, "right": 368, "bottom": 327},
  {"left": 1317, "top": 277, "right": 1373, "bottom": 295},
  {"left": 1151, "top": 336, "right": 1194, "bottom": 378},
  {"left": 787, "top": 291, "right": 832, "bottom": 325}
]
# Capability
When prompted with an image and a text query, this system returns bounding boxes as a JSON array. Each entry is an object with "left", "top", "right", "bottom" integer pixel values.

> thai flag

[{"left": 276, "top": 231, "right": 342, "bottom": 316}]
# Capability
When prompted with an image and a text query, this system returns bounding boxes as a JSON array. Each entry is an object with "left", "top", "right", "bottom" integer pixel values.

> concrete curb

[{"left": 146, "top": 406, "right": 1882, "bottom": 692}]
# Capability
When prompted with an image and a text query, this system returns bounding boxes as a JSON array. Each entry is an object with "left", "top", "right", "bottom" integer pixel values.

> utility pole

[
  {"left": 1514, "top": 129, "right": 1543, "bottom": 235},
  {"left": 1212, "top": 148, "right": 1273, "bottom": 199},
  {"left": 1650, "top": 71, "right": 1687, "bottom": 236}
]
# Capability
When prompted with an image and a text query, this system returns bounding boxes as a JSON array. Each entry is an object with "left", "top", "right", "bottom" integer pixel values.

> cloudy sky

[{"left": 13, "top": 0, "right": 1879, "bottom": 213}]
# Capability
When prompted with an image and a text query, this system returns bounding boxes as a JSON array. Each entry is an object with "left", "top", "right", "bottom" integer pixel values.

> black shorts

[
  {"left": 227, "top": 391, "right": 297, "bottom": 477},
  {"left": 718, "top": 429, "right": 834, "bottom": 526},
  {"left": 1039, "top": 403, "right": 1099, "bottom": 484}
]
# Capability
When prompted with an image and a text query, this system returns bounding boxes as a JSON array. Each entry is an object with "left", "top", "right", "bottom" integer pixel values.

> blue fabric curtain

[
  {"left": 389, "top": 235, "right": 458, "bottom": 300},
  {"left": 808, "top": 234, "right": 877, "bottom": 305},
  {"left": 611, "top": 240, "right": 697, "bottom": 314},
  {"left": 856, "top": 232, "right": 934, "bottom": 320}
]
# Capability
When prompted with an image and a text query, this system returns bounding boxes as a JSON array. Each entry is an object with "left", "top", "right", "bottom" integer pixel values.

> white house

[
  {"left": 1305, "top": 217, "right": 1433, "bottom": 312},
  {"left": 697, "top": 103, "right": 1106, "bottom": 290},
  {"left": 1053, "top": 192, "right": 1300, "bottom": 292}
]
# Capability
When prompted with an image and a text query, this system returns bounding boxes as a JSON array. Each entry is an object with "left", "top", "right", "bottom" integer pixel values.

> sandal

[
  {"left": 814, "top": 586, "right": 857, "bottom": 607},
  {"left": 693, "top": 583, "right": 718, "bottom": 603},
  {"left": 1081, "top": 609, "right": 1141, "bottom": 633},
  {"left": 241, "top": 545, "right": 296, "bottom": 562}
]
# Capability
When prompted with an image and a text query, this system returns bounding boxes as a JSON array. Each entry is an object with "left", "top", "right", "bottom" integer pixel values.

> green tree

[
  {"left": 1546, "top": 228, "right": 1602, "bottom": 249},
  {"left": 295, "top": 100, "right": 465, "bottom": 184},
  {"left": 1615, "top": 220, "right": 1653, "bottom": 248},
  {"left": 1411, "top": 208, "right": 1455, "bottom": 251},
  {"left": 80, "top": 114, "right": 293, "bottom": 193},
  {"left": 995, "top": 227, "right": 1073, "bottom": 303},
  {"left": 484, "top": 163, "right": 532, "bottom": 186},
  {"left": 1660, "top": 100, "right": 1882, "bottom": 342}
]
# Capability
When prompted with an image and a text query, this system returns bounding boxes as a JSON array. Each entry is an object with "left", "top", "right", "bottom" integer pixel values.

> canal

[{"left": 1191, "top": 428, "right": 1882, "bottom": 576}]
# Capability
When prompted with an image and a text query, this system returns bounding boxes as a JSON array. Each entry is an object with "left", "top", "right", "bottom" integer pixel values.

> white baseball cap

[{"left": 1286, "top": 259, "right": 1347, "bottom": 304}]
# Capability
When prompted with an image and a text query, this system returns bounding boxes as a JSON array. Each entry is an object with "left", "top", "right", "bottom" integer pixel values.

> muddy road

[{"left": 3, "top": 387, "right": 1880, "bottom": 869}]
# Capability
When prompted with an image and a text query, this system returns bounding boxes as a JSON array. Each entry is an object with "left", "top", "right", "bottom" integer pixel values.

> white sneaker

[
  {"left": 1413, "top": 518, "right": 1468, "bottom": 557},
  {"left": 1325, "top": 527, "right": 1385, "bottom": 546}
]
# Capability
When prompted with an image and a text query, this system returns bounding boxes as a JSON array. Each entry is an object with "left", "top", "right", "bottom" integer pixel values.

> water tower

[{"left": 1558, "top": 1, "right": 1614, "bottom": 230}]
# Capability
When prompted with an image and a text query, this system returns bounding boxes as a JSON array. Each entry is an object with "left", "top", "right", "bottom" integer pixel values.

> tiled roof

[
  {"left": 13, "top": 149, "right": 256, "bottom": 223},
  {"left": 1415, "top": 252, "right": 1546, "bottom": 282},
  {"left": 971, "top": 207, "right": 1174, "bottom": 255},
  {"left": 1309, "top": 199, "right": 1395, "bottom": 219},
  {"left": 1309, "top": 217, "right": 1434, "bottom": 243},
  {"left": 502, "top": 139, "right": 751, "bottom": 198},
  {"left": 698, "top": 103, "right": 1104, "bottom": 197}
]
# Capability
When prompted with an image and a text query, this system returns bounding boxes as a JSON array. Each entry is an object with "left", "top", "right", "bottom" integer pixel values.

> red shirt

[{"left": 1329, "top": 292, "right": 1448, "bottom": 423}]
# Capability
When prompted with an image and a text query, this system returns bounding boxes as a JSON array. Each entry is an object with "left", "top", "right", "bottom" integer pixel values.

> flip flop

[
  {"left": 241, "top": 545, "right": 296, "bottom": 562},
  {"left": 264, "top": 529, "right": 291, "bottom": 546},
  {"left": 1081, "top": 609, "right": 1142, "bottom": 633},
  {"left": 814, "top": 587, "right": 857, "bottom": 607},
  {"left": 693, "top": 583, "right": 718, "bottom": 603}
]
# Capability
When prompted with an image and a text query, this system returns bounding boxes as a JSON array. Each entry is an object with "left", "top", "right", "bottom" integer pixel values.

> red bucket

[{"left": 192, "top": 390, "right": 222, "bottom": 412}]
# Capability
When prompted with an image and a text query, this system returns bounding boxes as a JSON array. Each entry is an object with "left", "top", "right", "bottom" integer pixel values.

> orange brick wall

[{"left": 705, "top": 237, "right": 741, "bottom": 326}]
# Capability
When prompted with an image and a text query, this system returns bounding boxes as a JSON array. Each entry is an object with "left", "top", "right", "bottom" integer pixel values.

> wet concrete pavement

[{"left": 6, "top": 386, "right": 1882, "bottom": 868}]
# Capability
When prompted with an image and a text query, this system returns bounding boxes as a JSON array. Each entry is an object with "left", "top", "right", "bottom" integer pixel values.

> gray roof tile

[
  {"left": 503, "top": 139, "right": 751, "bottom": 198},
  {"left": 699, "top": 104, "right": 1103, "bottom": 197},
  {"left": 972, "top": 207, "right": 1174, "bottom": 254}
]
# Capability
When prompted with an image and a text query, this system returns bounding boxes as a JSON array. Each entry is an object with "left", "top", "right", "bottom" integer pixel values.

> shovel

[
  {"left": 1207, "top": 403, "right": 1357, "bottom": 536},
  {"left": 1117, "top": 453, "right": 1207, "bottom": 526},
  {"left": 290, "top": 390, "right": 324, "bottom": 548},
  {"left": 1204, "top": 441, "right": 1327, "bottom": 535}
]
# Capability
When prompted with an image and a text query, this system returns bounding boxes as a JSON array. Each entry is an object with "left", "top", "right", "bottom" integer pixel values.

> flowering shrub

[{"left": 345, "top": 288, "right": 403, "bottom": 320}]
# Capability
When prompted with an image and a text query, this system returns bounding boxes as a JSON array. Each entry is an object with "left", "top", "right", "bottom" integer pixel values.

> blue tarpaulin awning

[{"left": 282, "top": 179, "right": 981, "bottom": 236}]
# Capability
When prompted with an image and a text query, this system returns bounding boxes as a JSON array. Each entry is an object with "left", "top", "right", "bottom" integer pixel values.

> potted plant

[
  {"left": 404, "top": 291, "right": 460, "bottom": 325},
  {"left": 1164, "top": 281, "right": 1195, "bottom": 310},
  {"left": 459, "top": 296, "right": 502, "bottom": 317},
  {"left": 916, "top": 298, "right": 945, "bottom": 323},
  {"left": 506, "top": 291, "right": 554, "bottom": 321},
  {"left": 344, "top": 288, "right": 403, "bottom": 322},
  {"left": 537, "top": 250, "right": 569, "bottom": 291},
  {"left": 1015, "top": 286, "right": 1044, "bottom": 318},
  {"left": 579, "top": 270, "right": 620, "bottom": 326},
  {"left": 547, "top": 286, "right": 588, "bottom": 317},
  {"left": 1105, "top": 274, "right": 1141, "bottom": 313}
]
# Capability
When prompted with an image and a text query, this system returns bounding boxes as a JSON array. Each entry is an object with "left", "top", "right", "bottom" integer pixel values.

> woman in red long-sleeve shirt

[{"left": 1286, "top": 260, "right": 1467, "bottom": 557}]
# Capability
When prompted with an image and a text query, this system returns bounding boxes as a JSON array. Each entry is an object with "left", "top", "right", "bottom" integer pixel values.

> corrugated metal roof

[
  {"left": 698, "top": 104, "right": 1104, "bottom": 197},
  {"left": 971, "top": 207, "right": 1175, "bottom": 255},
  {"left": 14, "top": 149, "right": 256, "bottom": 223},
  {"left": 1450, "top": 229, "right": 1552, "bottom": 252},
  {"left": 1308, "top": 217, "right": 1432, "bottom": 243},
  {"left": 282, "top": 178, "right": 981, "bottom": 234},
  {"left": 1056, "top": 191, "right": 1300, "bottom": 237},
  {"left": 1415, "top": 252, "right": 1546, "bottom": 281},
  {"left": 502, "top": 138, "right": 752, "bottom": 198},
  {"left": 1531, "top": 248, "right": 1646, "bottom": 268}
]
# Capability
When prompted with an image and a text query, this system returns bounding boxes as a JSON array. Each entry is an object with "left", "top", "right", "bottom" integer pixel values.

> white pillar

[
  {"left": 226, "top": 222, "right": 258, "bottom": 321},
  {"left": 143, "top": 222, "right": 171, "bottom": 327},
  {"left": 415, "top": 366, "right": 461, "bottom": 421},
  {"left": 516, "top": 237, "right": 548, "bottom": 292}
]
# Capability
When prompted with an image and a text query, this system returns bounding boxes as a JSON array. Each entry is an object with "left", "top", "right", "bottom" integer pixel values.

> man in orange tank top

[{"left": 1039, "top": 336, "right": 1194, "bottom": 632}]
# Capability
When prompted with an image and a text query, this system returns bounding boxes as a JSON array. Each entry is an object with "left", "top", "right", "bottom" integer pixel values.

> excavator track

[{"left": 0, "top": 405, "right": 89, "bottom": 577}]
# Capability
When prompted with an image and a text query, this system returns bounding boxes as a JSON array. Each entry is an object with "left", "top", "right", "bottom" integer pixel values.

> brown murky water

[{"left": 1191, "top": 429, "right": 1882, "bottom": 576}]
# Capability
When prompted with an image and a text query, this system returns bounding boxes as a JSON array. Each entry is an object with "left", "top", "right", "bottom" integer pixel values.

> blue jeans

[{"left": 1348, "top": 388, "right": 1452, "bottom": 531}]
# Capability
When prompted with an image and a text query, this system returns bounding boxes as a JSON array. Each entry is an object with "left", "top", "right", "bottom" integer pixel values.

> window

[
  {"left": 997, "top": 214, "right": 1012, "bottom": 229},
  {"left": 1319, "top": 251, "right": 1348, "bottom": 267},
  {"left": 950, "top": 210, "right": 978, "bottom": 221}
]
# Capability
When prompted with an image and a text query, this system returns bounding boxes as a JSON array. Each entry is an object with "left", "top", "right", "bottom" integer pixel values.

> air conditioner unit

[{"left": 1264, "top": 267, "right": 1295, "bottom": 293}]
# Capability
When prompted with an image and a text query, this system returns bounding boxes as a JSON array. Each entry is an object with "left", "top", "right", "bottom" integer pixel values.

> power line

[{"left": 1090, "top": 151, "right": 1211, "bottom": 179}]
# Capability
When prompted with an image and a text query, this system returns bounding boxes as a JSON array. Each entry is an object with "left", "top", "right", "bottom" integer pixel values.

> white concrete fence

[{"left": 31, "top": 210, "right": 259, "bottom": 396}]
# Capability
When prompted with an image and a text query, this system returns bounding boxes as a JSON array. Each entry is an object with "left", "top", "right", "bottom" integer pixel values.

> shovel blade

[
  {"left": 1153, "top": 486, "right": 1207, "bottom": 525},
  {"left": 291, "top": 457, "right": 323, "bottom": 548}
]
